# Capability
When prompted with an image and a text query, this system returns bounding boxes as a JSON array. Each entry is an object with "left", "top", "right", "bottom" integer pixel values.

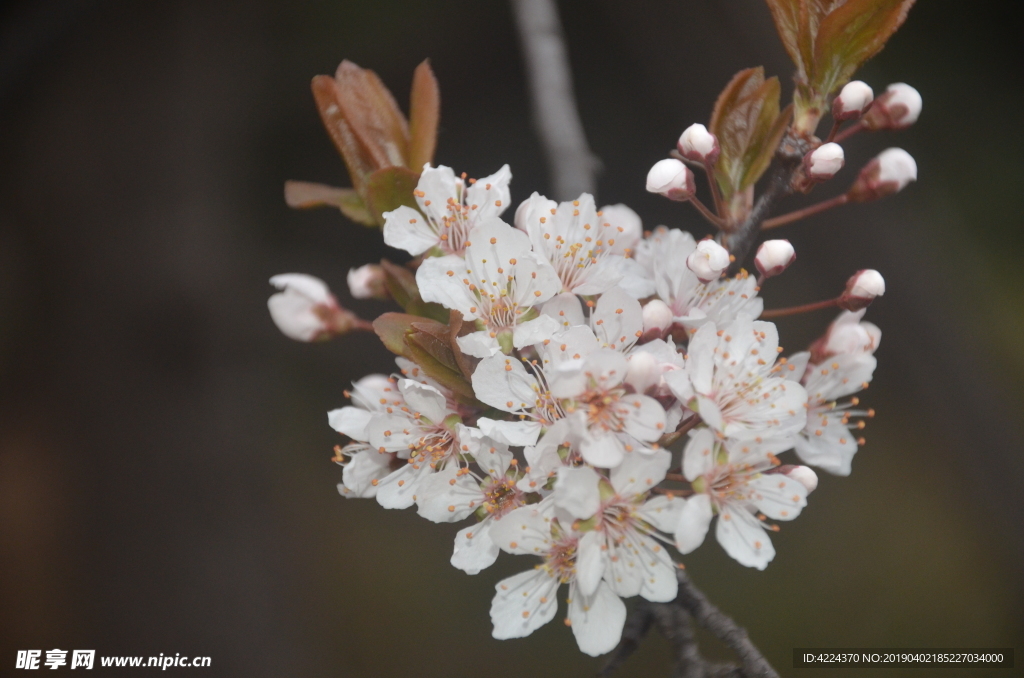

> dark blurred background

[{"left": 1, "top": 1, "right": 1021, "bottom": 676}]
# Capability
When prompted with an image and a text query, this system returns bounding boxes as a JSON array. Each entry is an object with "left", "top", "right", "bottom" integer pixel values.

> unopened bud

[
  {"left": 625, "top": 351, "right": 660, "bottom": 395},
  {"left": 805, "top": 143, "right": 845, "bottom": 180},
  {"left": 848, "top": 148, "right": 917, "bottom": 202},
  {"left": 832, "top": 80, "right": 874, "bottom": 121},
  {"left": 686, "top": 240, "right": 730, "bottom": 283},
  {"left": 347, "top": 264, "right": 388, "bottom": 300},
  {"left": 823, "top": 311, "right": 882, "bottom": 356},
  {"left": 268, "top": 273, "right": 363, "bottom": 341},
  {"left": 646, "top": 159, "right": 695, "bottom": 201},
  {"left": 839, "top": 269, "right": 885, "bottom": 311},
  {"left": 676, "top": 123, "right": 719, "bottom": 163},
  {"left": 755, "top": 240, "right": 796, "bottom": 279},
  {"left": 785, "top": 466, "right": 818, "bottom": 493},
  {"left": 642, "top": 299, "right": 673, "bottom": 336},
  {"left": 863, "top": 83, "right": 921, "bottom": 130}
]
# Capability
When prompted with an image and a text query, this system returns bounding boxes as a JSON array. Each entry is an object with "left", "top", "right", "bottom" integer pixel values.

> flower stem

[
  {"left": 761, "top": 193, "right": 849, "bottom": 230},
  {"left": 689, "top": 196, "right": 726, "bottom": 228},
  {"left": 760, "top": 297, "right": 840, "bottom": 319},
  {"left": 832, "top": 120, "right": 865, "bottom": 144}
]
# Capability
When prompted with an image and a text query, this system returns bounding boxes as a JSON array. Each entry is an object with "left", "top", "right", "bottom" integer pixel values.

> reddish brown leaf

[
  {"left": 764, "top": 0, "right": 803, "bottom": 71},
  {"left": 334, "top": 61, "right": 409, "bottom": 171},
  {"left": 407, "top": 60, "right": 440, "bottom": 171},
  {"left": 311, "top": 75, "right": 376, "bottom": 195},
  {"left": 283, "top": 180, "right": 376, "bottom": 225},
  {"left": 812, "top": 0, "right": 916, "bottom": 96}
]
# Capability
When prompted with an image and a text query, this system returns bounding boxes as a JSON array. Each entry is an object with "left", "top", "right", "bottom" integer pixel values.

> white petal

[
  {"left": 267, "top": 289, "right": 325, "bottom": 341},
  {"left": 451, "top": 521, "right": 500, "bottom": 575},
  {"left": 610, "top": 448, "right": 671, "bottom": 496},
  {"left": 572, "top": 257, "right": 624, "bottom": 296},
  {"left": 682, "top": 427, "right": 717, "bottom": 482},
  {"left": 620, "top": 394, "right": 667, "bottom": 443},
  {"left": 491, "top": 569, "right": 560, "bottom": 640},
  {"left": 513, "top": 314, "right": 560, "bottom": 349},
  {"left": 415, "top": 465, "right": 481, "bottom": 522},
  {"left": 578, "top": 430, "right": 625, "bottom": 468},
  {"left": 542, "top": 293, "right": 586, "bottom": 329},
  {"left": 715, "top": 505, "right": 775, "bottom": 570},
  {"left": 675, "top": 494, "right": 713, "bottom": 554},
  {"left": 569, "top": 581, "right": 627, "bottom": 657},
  {"left": 607, "top": 256, "right": 656, "bottom": 299},
  {"left": 637, "top": 494, "right": 684, "bottom": 533},
  {"left": 464, "top": 428, "right": 513, "bottom": 478},
  {"left": 415, "top": 164, "right": 459, "bottom": 224},
  {"left": 382, "top": 204, "right": 438, "bottom": 256},
  {"left": 327, "top": 407, "right": 372, "bottom": 441},
  {"left": 466, "top": 164, "right": 512, "bottom": 221},
  {"left": 749, "top": 474, "right": 807, "bottom": 521},
  {"left": 576, "top": 531, "right": 606, "bottom": 597},
  {"left": 269, "top": 273, "right": 332, "bottom": 304},
  {"left": 398, "top": 379, "right": 449, "bottom": 424},
  {"left": 489, "top": 505, "right": 554, "bottom": 554},
  {"left": 637, "top": 536, "right": 679, "bottom": 603},
  {"left": 456, "top": 330, "right": 501, "bottom": 358},
  {"left": 593, "top": 287, "right": 642, "bottom": 351},
  {"left": 471, "top": 355, "right": 539, "bottom": 413},
  {"left": 374, "top": 463, "right": 420, "bottom": 509},
  {"left": 416, "top": 255, "right": 477, "bottom": 316},
  {"left": 553, "top": 466, "right": 602, "bottom": 519},
  {"left": 339, "top": 450, "right": 392, "bottom": 498},
  {"left": 477, "top": 417, "right": 542, "bottom": 447}
]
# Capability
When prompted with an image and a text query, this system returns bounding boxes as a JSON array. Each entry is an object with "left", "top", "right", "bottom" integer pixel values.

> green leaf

[
  {"left": 379, "top": 259, "right": 449, "bottom": 322},
  {"left": 407, "top": 60, "right": 440, "bottom": 171},
  {"left": 811, "top": 0, "right": 916, "bottom": 97},
  {"left": 283, "top": 181, "right": 376, "bottom": 226},
  {"left": 709, "top": 68, "right": 787, "bottom": 201},
  {"left": 364, "top": 166, "right": 421, "bottom": 226}
]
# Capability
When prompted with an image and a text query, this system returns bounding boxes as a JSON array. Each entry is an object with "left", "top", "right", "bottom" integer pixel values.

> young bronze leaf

[
  {"left": 812, "top": 0, "right": 915, "bottom": 97},
  {"left": 764, "top": 0, "right": 804, "bottom": 71},
  {"left": 407, "top": 60, "right": 440, "bottom": 171},
  {"left": 710, "top": 68, "right": 786, "bottom": 198},
  {"left": 363, "top": 166, "right": 421, "bottom": 225},
  {"left": 335, "top": 61, "right": 409, "bottom": 171},
  {"left": 311, "top": 75, "right": 375, "bottom": 195},
  {"left": 283, "top": 181, "right": 376, "bottom": 225},
  {"left": 372, "top": 312, "right": 420, "bottom": 358}
]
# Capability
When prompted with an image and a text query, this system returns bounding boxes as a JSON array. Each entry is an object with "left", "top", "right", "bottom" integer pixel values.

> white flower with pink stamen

[
  {"left": 665, "top": 316, "right": 807, "bottom": 441},
  {"left": 382, "top": 163, "right": 511, "bottom": 256},
  {"left": 417, "top": 219, "right": 562, "bottom": 358},
  {"left": 673, "top": 428, "right": 809, "bottom": 570},
  {"left": 515, "top": 192, "right": 652, "bottom": 297},
  {"left": 489, "top": 503, "right": 627, "bottom": 657}
]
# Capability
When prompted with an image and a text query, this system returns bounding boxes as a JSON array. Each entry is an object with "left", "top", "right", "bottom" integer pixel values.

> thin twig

[
  {"left": 510, "top": 0, "right": 598, "bottom": 200},
  {"left": 761, "top": 193, "right": 849, "bottom": 230},
  {"left": 675, "top": 570, "right": 781, "bottom": 678}
]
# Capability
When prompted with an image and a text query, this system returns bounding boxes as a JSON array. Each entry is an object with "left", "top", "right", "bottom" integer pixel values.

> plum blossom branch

[{"left": 510, "top": 0, "right": 599, "bottom": 200}]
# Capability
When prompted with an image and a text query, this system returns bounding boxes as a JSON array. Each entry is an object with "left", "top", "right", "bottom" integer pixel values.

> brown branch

[
  {"left": 602, "top": 570, "right": 779, "bottom": 678},
  {"left": 510, "top": 0, "right": 599, "bottom": 200}
]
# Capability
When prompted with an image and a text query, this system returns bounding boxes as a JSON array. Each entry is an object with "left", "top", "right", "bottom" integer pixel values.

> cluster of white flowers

[{"left": 270, "top": 157, "right": 890, "bottom": 656}]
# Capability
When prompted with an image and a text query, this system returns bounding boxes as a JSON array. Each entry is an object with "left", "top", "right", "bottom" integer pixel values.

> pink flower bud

[
  {"left": 785, "top": 466, "right": 819, "bottom": 493},
  {"left": 346, "top": 264, "right": 388, "bottom": 300},
  {"left": 755, "top": 239, "right": 796, "bottom": 279},
  {"left": 625, "top": 351, "right": 660, "bottom": 395},
  {"left": 268, "top": 274, "right": 360, "bottom": 341},
  {"left": 686, "top": 239, "right": 730, "bottom": 283},
  {"left": 839, "top": 269, "right": 885, "bottom": 311},
  {"left": 642, "top": 299, "right": 673, "bottom": 335},
  {"left": 863, "top": 83, "right": 922, "bottom": 130},
  {"left": 848, "top": 148, "right": 917, "bottom": 202},
  {"left": 805, "top": 142, "right": 845, "bottom": 180},
  {"left": 832, "top": 80, "right": 874, "bottom": 121},
  {"left": 676, "top": 123, "right": 719, "bottom": 163},
  {"left": 646, "top": 159, "right": 695, "bottom": 201}
]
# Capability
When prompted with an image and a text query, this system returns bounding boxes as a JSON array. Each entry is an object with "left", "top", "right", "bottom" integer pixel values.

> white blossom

[
  {"left": 806, "top": 143, "right": 845, "bottom": 179},
  {"left": 383, "top": 164, "right": 511, "bottom": 256},
  {"left": 676, "top": 123, "right": 719, "bottom": 162},
  {"left": 833, "top": 80, "right": 874, "bottom": 119},
  {"left": 665, "top": 316, "right": 808, "bottom": 441},
  {"left": 268, "top": 274, "right": 343, "bottom": 341},
  {"left": 346, "top": 264, "right": 387, "bottom": 299},
  {"left": 673, "top": 428, "right": 808, "bottom": 569},
  {"left": 416, "top": 219, "right": 562, "bottom": 358},
  {"left": 646, "top": 158, "right": 695, "bottom": 201},
  {"left": 754, "top": 240, "right": 796, "bottom": 279},
  {"left": 686, "top": 239, "right": 730, "bottom": 283}
]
